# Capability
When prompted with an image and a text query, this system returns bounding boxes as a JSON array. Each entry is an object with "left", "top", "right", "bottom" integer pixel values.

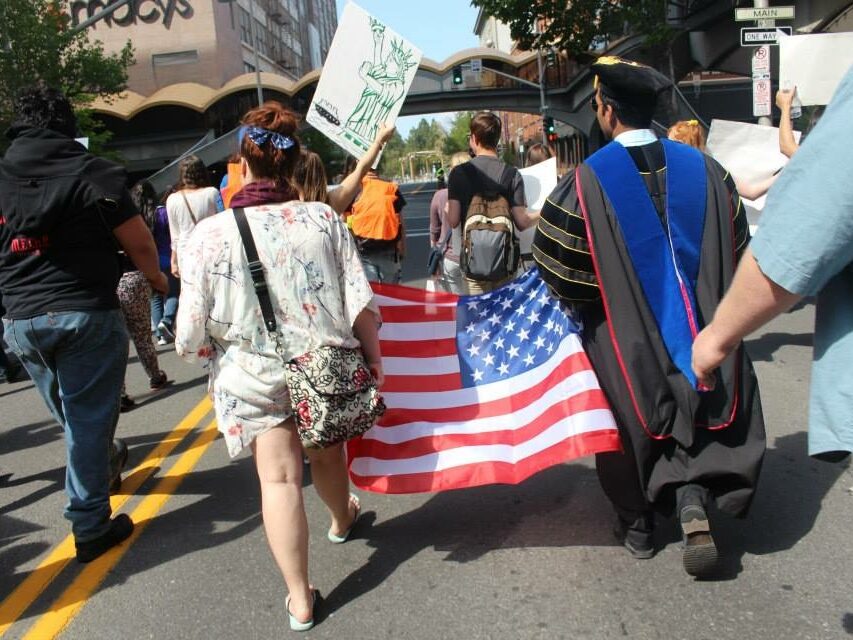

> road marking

[
  {"left": 0, "top": 396, "right": 212, "bottom": 637},
  {"left": 21, "top": 417, "right": 220, "bottom": 640}
]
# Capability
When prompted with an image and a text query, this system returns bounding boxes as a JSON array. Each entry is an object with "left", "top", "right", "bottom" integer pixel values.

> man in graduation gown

[{"left": 533, "top": 57, "right": 765, "bottom": 578}]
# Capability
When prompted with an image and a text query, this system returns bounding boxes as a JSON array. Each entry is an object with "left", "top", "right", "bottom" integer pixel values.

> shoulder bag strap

[
  {"left": 233, "top": 207, "right": 278, "bottom": 336},
  {"left": 180, "top": 190, "right": 198, "bottom": 224}
]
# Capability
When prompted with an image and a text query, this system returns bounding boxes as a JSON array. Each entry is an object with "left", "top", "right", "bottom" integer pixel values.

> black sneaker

[
  {"left": 680, "top": 504, "right": 719, "bottom": 578},
  {"left": 0, "top": 363, "right": 27, "bottom": 384},
  {"left": 75, "top": 514, "right": 134, "bottom": 563},
  {"left": 149, "top": 371, "right": 169, "bottom": 390},
  {"left": 109, "top": 438, "right": 129, "bottom": 493},
  {"left": 119, "top": 394, "right": 136, "bottom": 413},
  {"left": 613, "top": 516, "right": 655, "bottom": 560}
]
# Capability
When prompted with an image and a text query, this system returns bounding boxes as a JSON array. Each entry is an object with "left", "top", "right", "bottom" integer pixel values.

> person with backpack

[
  {"left": 446, "top": 112, "right": 538, "bottom": 295},
  {"left": 348, "top": 168, "right": 407, "bottom": 284}
]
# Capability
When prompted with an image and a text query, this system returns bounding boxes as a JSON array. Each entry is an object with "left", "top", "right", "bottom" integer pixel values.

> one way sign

[{"left": 741, "top": 26, "right": 794, "bottom": 46}]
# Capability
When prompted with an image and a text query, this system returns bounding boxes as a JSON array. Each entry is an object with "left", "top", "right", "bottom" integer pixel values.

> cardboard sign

[
  {"left": 517, "top": 157, "right": 558, "bottom": 255},
  {"left": 306, "top": 2, "right": 422, "bottom": 161}
]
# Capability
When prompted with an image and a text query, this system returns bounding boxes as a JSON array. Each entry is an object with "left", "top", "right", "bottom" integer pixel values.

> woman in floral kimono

[{"left": 175, "top": 101, "right": 383, "bottom": 631}]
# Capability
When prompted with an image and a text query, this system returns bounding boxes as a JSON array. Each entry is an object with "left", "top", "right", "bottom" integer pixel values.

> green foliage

[
  {"left": 469, "top": 0, "right": 673, "bottom": 57},
  {"left": 0, "top": 0, "right": 134, "bottom": 154},
  {"left": 301, "top": 125, "right": 347, "bottom": 179},
  {"left": 406, "top": 117, "right": 446, "bottom": 152},
  {"left": 377, "top": 130, "right": 406, "bottom": 176},
  {"left": 443, "top": 111, "right": 473, "bottom": 155}
]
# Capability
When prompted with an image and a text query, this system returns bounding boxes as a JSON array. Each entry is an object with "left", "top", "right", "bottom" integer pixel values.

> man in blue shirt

[{"left": 693, "top": 65, "right": 853, "bottom": 463}]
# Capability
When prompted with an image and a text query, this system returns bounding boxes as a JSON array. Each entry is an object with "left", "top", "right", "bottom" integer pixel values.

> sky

[{"left": 333, "top": 0, "right": 480, "bottom": 138}]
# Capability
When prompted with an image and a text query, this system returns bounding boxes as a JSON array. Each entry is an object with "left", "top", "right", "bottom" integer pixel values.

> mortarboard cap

[{"left": 592, "top": 56, "right": 671, "bottom": 109}]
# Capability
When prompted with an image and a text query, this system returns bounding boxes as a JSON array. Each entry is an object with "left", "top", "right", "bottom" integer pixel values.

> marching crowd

[{"left": 1, "top": 54, "right": 851, "bottom": 632}]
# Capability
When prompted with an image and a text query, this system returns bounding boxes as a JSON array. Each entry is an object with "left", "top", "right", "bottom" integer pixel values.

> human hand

[
  {"left": 148, "top": 272, "right": 169, "bottom": 295},
  {"left": 776, "top": 87, "right": 796, "bottom": 111},
  {"left": 691, "top": 325, "right": 732, "bottom": 391},
  {"left": 368, "top": 361, "right": 384, "bottom": 387},
  {"left": 376, "top": 123, "right": 396, "bottom": 145}
]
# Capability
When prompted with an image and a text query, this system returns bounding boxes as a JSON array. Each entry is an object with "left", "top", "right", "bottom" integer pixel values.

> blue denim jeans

[
  {"left": 361, "top": 249, "right": 402, "bottom": 284},
  {"left": 3, "top": 309, "right": 129, "bottom": 541},
  {"left": 150, "top": 272, "right": 180, "bottom": 334}
]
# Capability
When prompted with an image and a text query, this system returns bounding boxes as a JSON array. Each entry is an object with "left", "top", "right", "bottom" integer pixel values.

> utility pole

[
  {"left": 535, "top": 21, "right": 548, "bottom": 146},
  {"left": 754, "top": 0, "right": 773, "bottom": 126}
]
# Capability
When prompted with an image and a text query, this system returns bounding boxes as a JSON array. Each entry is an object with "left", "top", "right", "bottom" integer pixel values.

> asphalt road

[{"left": 1, "top": 231, "right": 852, "bottom": 638}]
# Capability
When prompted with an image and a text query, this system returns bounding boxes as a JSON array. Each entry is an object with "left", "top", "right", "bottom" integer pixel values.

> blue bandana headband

[{"left": 244, "top": 125, "right": 295, "bottom": 150}]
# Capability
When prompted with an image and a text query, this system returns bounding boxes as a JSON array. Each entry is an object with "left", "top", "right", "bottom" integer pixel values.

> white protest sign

[
  {"left": 517, "top": 157, "right": 558, "bottom": 255},
  {"left": 306, "top": 2, "right": 422, "bottom": 161},
  {"left": 779, "top": 32, "right": 853, "bottom": 105},
  {"left": 706, "top": 119, "right": 801, "bottom": 211}
]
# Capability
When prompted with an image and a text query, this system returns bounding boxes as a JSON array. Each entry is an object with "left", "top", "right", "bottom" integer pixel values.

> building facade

[{"left": 69, "top": 0, "right": 337, "bottom": 94}]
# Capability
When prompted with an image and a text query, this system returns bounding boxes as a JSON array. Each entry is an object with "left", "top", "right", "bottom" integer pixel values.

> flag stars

[
  {"left": 538, "top": 291, "right": 551, "bottom": 306},
  {"left": 507, "top": 344, "right": 520, "bottom": 359},
  {"left": 494, "top": 336, "right": 506, "bottom": 350},
  {"left": 478, "top": 307, "right": 489, "bottom": 318},
  {"left": 500, "top": 298, "right": 513, "bottom": 310},
  {"left": 467, "top": 343, "right": 480, "bottom": 358},
  {"left": 544, "top": 318, "right": 555, "bottom": 332},
  {"left": 527, "top": 289, "right": 538, "bottom": 301},
  {"left": 517, "top": 327, "right": 530, "bottom": 342},
  {"left": 527, "top": 309, "right": 540, "bottom": 324},
  {"left": 488, "top": 313, "right": 501, "bottom": 326},
  {"left": 466, "top": 322, "right": 476, "bottom": 334},
  {"left": 534, "top": 335, "right": 546, "bottom": 350},
  {"left": 466, "top": 300, "right": 479, "bottom": 311},
  {"left": 523, "top": 353, "right": 536, "bottom": 367},
  {"left": 497, "top": 362, "right": 510, "bottom": 376},
  {"left": 514, "top": 304, "right": 526, "bottom": 316},
  {"left": 483, "top": 352, "right": 495, "bottom": 367},
  {"left": 472, "top": 368, "right": 484, "bottom": 382},
  {"left": 546, "top": 342, "right": 555, "bottom": 354},
  {"left": 478, "top": 329, "right": 491, "bottom": 342},
  {"left": 505, "top": 320, "right": 516, "bottom": 333}
]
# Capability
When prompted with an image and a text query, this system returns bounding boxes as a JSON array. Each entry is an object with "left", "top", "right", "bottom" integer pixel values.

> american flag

[{"left": 347, "top": 268, "right": 622, "bottom": 494}]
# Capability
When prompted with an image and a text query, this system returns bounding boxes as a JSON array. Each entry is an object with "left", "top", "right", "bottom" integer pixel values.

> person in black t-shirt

[
  {"left": 0, "top": 87, "right": 168, "bottom": 563},
  {"left": 446, "top": 111, "right": 537, "bottom": 294}
]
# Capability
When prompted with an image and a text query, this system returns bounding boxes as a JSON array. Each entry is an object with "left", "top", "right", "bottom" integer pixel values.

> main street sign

[
  {"left": 741, "top": 26, "right": 793, "bottom": 46},
  {"left": 735, "top": 6, "right": 795, "bottom": 21}
]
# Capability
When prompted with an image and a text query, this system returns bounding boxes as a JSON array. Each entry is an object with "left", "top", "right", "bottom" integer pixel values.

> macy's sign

[{"left": 69, "top": 0, "right": 193, "bottom": 29}]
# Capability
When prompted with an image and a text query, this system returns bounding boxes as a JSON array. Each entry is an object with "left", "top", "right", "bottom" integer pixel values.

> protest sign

[
  {"left": 517, "top": 157, "right": 558, "bottom": 256},
  {"left": 779, "top": 32, "right": 853, "bottom": 105},
  {"left": 306, "top": 2, "right": 422, "bottom": 161},
  {"left": 706, "top": 119, "right": 801, "bottom": 213}
]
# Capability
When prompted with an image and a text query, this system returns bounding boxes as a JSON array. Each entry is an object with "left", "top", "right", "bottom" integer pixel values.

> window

[
  {"left": 152, "top": 50, "right": 199, "bottom": 66},
  {"left": 254, "top": 20, "right": 268, "bottom": 57},
  {"left": 239, "top": 7, "right": 252, "bottom": 45},
  {"left": 244, "top": 61, "right": 256, "bottom": 73}
]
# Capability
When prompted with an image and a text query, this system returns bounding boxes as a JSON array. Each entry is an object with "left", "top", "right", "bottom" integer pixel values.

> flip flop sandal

[{"left": 327, "top": 494, "right": 361, "bottom": 544}]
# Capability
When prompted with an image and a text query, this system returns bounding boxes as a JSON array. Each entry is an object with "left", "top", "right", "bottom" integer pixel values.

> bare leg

[
  {"left": 251, "top": 421, "right": 313, "bottom": 623},
  {"left": 305, "top": 443, "right": 357, "bottom": 537}
]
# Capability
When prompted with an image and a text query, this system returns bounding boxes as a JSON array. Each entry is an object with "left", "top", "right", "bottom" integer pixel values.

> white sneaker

[{"left": 157, "top": 336, "right": 168, "bottom": 346}]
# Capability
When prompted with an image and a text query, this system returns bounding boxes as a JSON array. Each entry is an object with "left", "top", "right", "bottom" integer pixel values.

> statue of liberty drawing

[{"left": 345, "top": 18, "right": 417, "bottom": 143}]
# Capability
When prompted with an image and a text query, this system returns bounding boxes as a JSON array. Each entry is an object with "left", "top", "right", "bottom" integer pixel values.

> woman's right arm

[
  {"left": 328, "top": 124, "right": 396, "bottom": 214},
  {"left": 166, "top": 195, "right": 181, "bottom": 277},
  {"left": 353, "top": 307, "right": 383, "bottom": 386}
]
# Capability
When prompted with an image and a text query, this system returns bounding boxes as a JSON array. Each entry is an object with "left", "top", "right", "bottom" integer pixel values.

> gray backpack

[{"left": 461, "top": 166, "right": 519, "bottom": 282}]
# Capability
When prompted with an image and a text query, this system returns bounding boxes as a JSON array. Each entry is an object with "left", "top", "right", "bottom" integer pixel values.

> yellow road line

[
  {"left": 0, "top": 396, "right": 212, "bottom": 637},
  {"left": 22, "top": 418, "right": 220, "bottom": 640}
]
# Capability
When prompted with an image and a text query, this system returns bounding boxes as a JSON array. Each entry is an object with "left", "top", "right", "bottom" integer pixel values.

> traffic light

[
  {"left": 452, "top": 65, "right": 463, "bottom": 85},
  {"left": 543, "top": 116, "right": 555, "bottom": 135}
]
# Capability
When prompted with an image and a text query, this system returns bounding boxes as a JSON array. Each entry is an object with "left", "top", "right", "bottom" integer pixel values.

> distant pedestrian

[
  {"left": 175, "top": 101, "right": 383, "bottom": 631},
  {"left": 446, "top": 111, "right": 537, "bottom": 294},
  {"left": 149, "top": 187, "right": 180, "bottom": 345},
  {"left": 348, "top": 167, "right": 407, "bottom": 284},
  {"left": 165, "top": 155, "right": 219, "bottom": 291},
  {"left": 117, "top": 181, "right": 170, "bottom": 411},
  {"left": 428, "top": 151, "right": 468, "bottom": 293},
  {"left": 0, "top": 86, "right": 168, "bottom": 562}
]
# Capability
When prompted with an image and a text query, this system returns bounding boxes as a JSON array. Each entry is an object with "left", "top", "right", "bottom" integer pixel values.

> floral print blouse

[{"left": 175, "top": 201, "right": 377, "bottom": 457}]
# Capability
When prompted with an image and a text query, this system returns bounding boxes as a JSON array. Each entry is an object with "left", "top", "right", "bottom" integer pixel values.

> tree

[
  {"left": 406, "top": 117, "right": 445, "bottom": 153},
  {"left": 443, "top": 111, "right": 473, "bottom": 155},
  {"left": 0, "top": 0, "right": 134, "bottom": 155},
  {"left": 469, "top": 0, "right": 672, "bottom": 58},
  {"left": 377, "top": 130, "right": 406, "bottom": 177}
]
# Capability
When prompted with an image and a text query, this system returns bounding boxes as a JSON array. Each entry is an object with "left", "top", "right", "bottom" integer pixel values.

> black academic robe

[{"left": 533, "top": 140, "right": 765, "bottom": 518}]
